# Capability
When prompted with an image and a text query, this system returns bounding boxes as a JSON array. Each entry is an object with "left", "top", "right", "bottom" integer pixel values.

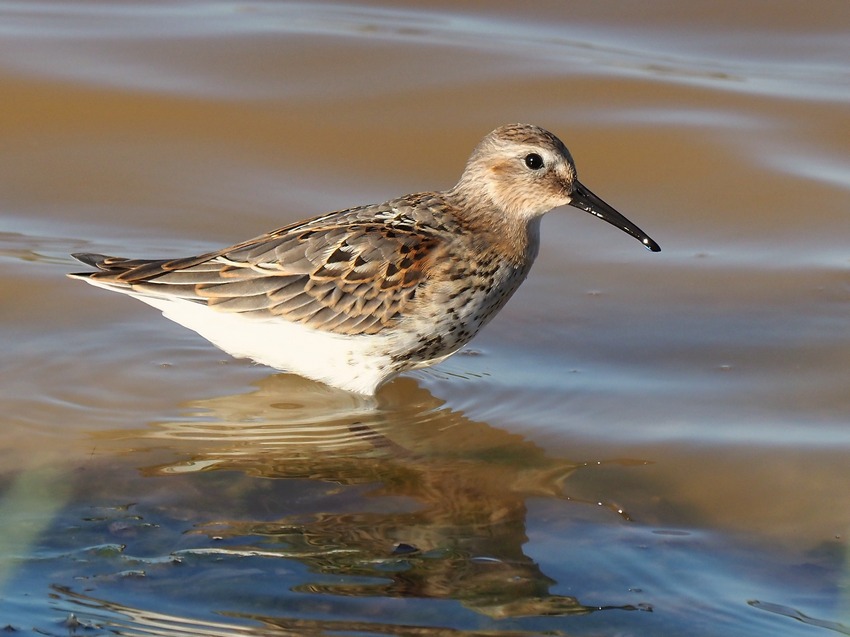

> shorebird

[{"left": 70, "top": 123, "right": 660, "bottom": 394}]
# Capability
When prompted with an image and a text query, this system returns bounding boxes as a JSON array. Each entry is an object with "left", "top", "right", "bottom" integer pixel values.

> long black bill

[{"left": 569, "top": 182, "right": 660, "bottom": 252}]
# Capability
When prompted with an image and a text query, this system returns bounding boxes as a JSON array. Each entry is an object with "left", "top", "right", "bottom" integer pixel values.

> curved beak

[{"left": 569, "top": 181, "right": 660, "bottom": 252}]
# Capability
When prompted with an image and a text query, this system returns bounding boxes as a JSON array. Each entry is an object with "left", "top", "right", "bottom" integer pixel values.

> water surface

[{"left": 1, "top": 2, "right": 849, "bottom": 635}]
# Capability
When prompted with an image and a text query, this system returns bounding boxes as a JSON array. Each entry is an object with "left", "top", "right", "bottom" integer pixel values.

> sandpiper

[{"left": 70, "top": 123, "right": 660, "bottom": 394}]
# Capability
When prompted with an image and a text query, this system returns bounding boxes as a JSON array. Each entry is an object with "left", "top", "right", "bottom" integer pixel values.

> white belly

[{"left": 85, "top": 278, "right": 411, "bottom": 394}]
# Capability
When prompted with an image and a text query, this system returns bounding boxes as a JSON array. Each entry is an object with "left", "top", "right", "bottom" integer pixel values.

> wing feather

[{"left": 72, "top": 198, "right": 453, "bottom": 336}]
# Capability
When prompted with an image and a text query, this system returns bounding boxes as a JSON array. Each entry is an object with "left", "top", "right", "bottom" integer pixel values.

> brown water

[{"left": 2, "top": 2, "right": 850, "bottom": 635}]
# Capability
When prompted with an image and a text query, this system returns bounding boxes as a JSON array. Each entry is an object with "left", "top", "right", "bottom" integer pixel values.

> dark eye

[{"left": 524, "top": 153, "right": 544, "bottom": 170}]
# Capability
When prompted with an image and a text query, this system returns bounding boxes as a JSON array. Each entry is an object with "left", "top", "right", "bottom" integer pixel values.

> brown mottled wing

[
  {"left": 203, "top": 221, "right": 440, "bottom": 335},
  {"left": 79, "top": 211, "right": 444, "bottom": 336}
]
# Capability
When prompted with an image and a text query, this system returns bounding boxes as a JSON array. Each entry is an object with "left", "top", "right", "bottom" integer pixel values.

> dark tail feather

[
  {"left": 69, "top": 251, "right": 219, "bottom": 283},
  {"left": 71, "top": 252, "right": 114, "bottom": 269},
  {"left": 70, "top": 252, "right": 161, "bottom": 276}
]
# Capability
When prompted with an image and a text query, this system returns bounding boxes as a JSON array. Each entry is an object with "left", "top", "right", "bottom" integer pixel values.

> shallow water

[{"left": 2, "top": 2, "right": 850, "bottom": 635}]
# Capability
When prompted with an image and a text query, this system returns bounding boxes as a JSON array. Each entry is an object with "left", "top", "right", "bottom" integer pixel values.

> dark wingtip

[{"left": 71, "top": 252, "right": 109, "bottom": 268}]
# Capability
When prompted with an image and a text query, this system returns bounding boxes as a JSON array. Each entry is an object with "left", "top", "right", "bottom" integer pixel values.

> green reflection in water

[{"left": 0, "top": 466, "right": 71, "bottom": 590}]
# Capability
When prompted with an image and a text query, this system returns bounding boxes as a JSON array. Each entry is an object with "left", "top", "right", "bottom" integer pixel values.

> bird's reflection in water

[{"left": 73, "top": 374, "right": 648, "bottom": 632}]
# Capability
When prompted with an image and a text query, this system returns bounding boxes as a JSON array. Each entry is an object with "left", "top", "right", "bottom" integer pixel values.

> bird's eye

[{"left": 524, "top": 153, "right": 544, "bottom": 170}]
